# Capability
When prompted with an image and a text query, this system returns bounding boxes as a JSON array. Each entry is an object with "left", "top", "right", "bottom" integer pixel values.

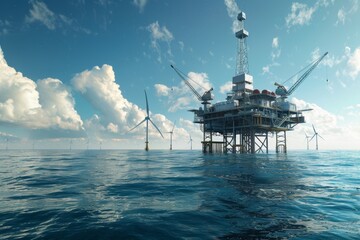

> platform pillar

[
  {"left": 276, "top": 131, "right": 287, "bottom": 153},
  {"left": 232, "top": 120, "right": 237, "bottom": 154},
  {"left": 254, "top": 132, "right": 269, "bottom": 153},
  {"left": 251, "top": 129, "right": 255, "bottom": 153}
]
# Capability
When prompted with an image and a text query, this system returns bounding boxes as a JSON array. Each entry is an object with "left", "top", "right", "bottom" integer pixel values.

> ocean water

[{"left": 0, "top": 150, "right": 359, "bottom": 239}]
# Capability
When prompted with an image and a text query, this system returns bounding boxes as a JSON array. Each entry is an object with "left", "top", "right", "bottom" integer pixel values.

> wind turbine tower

[
  {"left": 188, "top": 135, "right": 193, "bottom": 150},
  {"left": 305, "top": 133, "right": 311, "bottom": 150},
  {"left": 129, "top": 90, "right": 164, "bottom": 151},
  {"left": 310, "top": 125, "right": 324, "bottom": 150},
  {"left": 167, "top": 121, "right": 176, "bottom": 150}
]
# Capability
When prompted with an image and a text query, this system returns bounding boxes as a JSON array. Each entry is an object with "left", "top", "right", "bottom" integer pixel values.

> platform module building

[{"left": 172, "top": 10, "right": 327, "bottom": 154}]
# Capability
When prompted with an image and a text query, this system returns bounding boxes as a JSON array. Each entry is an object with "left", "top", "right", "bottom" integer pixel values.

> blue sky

[{"left": 0, "top": 0, "right": 359, "bottom": 150}]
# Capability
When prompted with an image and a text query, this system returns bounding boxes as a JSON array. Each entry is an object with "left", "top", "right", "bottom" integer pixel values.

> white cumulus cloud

[
  {"left": 154, "top": 83, "right": 171, "bottom": 96},
  {"left": 288, "top": 97, "right": 360, "bottom": 150},
  {"left": 0, "top": 47, "right": 83, "bottom": 131},
  {"left": 292, "top": 98, "right": 339, "bottom": 132},
  {"left": 347, "top": 47, "right": 360, "bottom": 79},
  {"left": 155, "top": 70, "right": 212, "bottom": 112},
  {"left": 72, "top": 64, "right": 185, "bottom": 142},
  {"left": 220, "top": 81, "right": 233, "bottom": 94},
  {"left": 37, "top": 78, "right": 83, "bottom": 130},
  {"left": 72, "top": 64, "right": 145, "bottom": 132}
]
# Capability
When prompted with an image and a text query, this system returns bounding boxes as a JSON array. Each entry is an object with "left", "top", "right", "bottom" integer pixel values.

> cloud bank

[
  {"left": 289, "top": 97, "right": 360, "bottom": 150},
  {"left": 0, "top": 46, "right": 194, "bottom": 148},
  {"left": 71, "top": 64, "right": 191, "bottom": 144},
  {"left": 0, "top": 47, "right": 83, "bottom": 131}
]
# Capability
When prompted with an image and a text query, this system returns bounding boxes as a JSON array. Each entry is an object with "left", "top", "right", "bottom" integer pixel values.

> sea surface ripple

[{"left": 0, "top": 150, "right": 359, "bottom": 239}]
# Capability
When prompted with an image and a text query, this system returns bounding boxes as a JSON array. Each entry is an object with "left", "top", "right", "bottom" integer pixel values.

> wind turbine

[
  {"left": 128, "top": 90, "right": 164, "bottom": 151},
  {"left": 188, "top": 134, "right": 193, "bottom": 150},
  {"left": 166, "top": 121, "right": 176, "bottom": 150},
  {"left": 304, "top": 133, "right": 311, "bottom": 150},
  {"left": 310, "top": 124, "right": 324, "bottom": 150}
]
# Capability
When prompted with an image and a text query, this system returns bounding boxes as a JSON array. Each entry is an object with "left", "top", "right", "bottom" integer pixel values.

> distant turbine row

[
  {"left": 305, "top": 124, "right": 324, "bottom": 150},
  {"left": 1, "top": 90, "right": 191, "bottom": 151}
]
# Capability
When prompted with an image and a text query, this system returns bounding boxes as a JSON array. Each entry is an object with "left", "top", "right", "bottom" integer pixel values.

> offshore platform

[{"left": 171, "top": 10, "right": 327, "bottom": 154}]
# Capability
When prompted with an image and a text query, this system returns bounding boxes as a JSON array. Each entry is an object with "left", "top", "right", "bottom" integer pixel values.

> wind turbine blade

[
  {"left": 304, "top": 132, "right": 308, "bottom": 139},
  {"left": 149, "top": 119, "right": 164, "bottom": 138},
  {"left": 318, "top": 134, "right": 325, "bottom": 140},
  {"left": 171, "top": 121, "right": 176, "bottom": 132},
  {"left": 309, "top": 134, "right": 316, "bottom": 142},
  {"left": 144, "top": 90, "right": 149, "bottom": 117},
  {"left": 312, "top": 124, "right": 317, "bottom": 134},
  {"left": 128, "top": 119, "right": 146, "bottom": 132}
]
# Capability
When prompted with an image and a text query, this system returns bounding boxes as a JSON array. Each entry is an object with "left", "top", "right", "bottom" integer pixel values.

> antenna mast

[
  {"left": 236, "top": 11, "right": 249, "bottom": 75},
  {"left": 232, "top": 11, "right": 253, "bottom": 99}
]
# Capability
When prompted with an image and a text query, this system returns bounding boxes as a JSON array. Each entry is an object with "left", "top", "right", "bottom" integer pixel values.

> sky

[{"left": 0, "top": 0, "right": 359, "bottom": 150}]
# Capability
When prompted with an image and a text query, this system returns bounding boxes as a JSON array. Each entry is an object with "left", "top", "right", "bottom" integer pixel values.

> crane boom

[
  {"left": 275, "top": 52, "right": 328, "bottom": 97},
  {"left": 184, "top": 81, "right": 202, "bottom": 101},
  {"left": 170, "top": 65, "right": 213, "bottom": 104}
]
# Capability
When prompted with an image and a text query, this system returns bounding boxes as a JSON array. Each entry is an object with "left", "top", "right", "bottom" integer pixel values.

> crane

[
  {"left": 274, "top": 52, "right": 328, "bottom": 97},
  {"left": 170, "top": 65, "right": 214, "bottom": 105}
]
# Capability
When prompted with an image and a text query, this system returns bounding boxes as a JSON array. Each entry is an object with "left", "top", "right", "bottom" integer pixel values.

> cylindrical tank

[{"left": 262, "top": 90, "right": 270, "bottom": 95}]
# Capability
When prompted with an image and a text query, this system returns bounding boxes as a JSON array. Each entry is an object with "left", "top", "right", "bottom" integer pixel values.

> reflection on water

[{"left": 0, "top": 150, "right": 359, "bottom": 239}]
